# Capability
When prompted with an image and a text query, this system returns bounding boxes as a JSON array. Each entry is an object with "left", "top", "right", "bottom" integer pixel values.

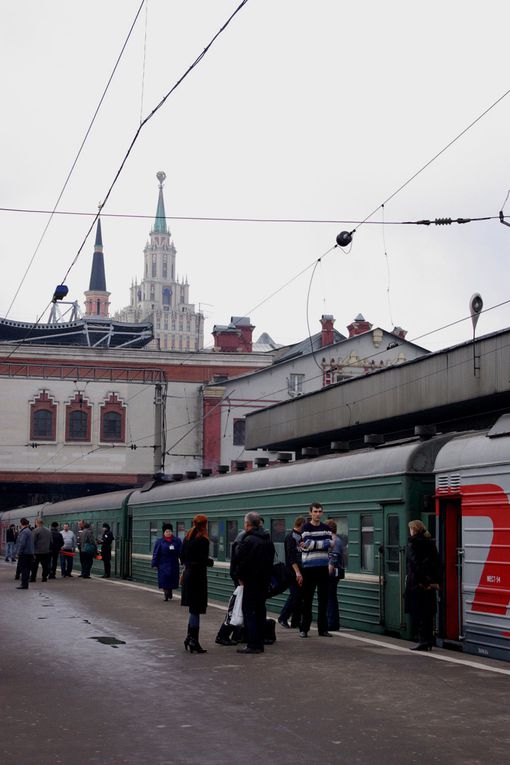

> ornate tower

[
  {"left": 84, "top": 218, "right": 110, "bottom": 317},
  {"left": 116, "top": 172, "right": 204, "bottom": 351}
]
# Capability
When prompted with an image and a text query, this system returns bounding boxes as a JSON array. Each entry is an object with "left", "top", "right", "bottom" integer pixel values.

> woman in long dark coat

[
  {"left": 404, "top": 519, "right": 440, "bottom": 651},
  {"left": 151, "top": 524, "right": 182, "bottom": 601},
  {"left": 180, "top": 514, "right": 213, "bottom": 653}
]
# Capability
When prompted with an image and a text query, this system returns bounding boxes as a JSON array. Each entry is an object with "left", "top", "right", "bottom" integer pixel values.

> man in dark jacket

[
  {"left": 31, "top": 519, "right": 52, "bottom": 582},
  {"left": 233, "top": 512, "right": 275, "bottom": 654},
  {"left": 5, "top": 524, "right": 17, "bottom": 562},
  {"left": 99, "top": 523, "right": 114, "bottom": 578},
  {"left": 49, "top": 522, "right": 64, "bottom": 579},
  {"left": 15, "top": 518, "right": 34, "bottom": 590},
  {"left": 278, "top": 516, "right": 305, "bottom": 629}
]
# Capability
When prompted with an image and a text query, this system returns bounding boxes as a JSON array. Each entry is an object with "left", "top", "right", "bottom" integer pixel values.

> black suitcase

[{"left": 265, "top": 618, "right": 276, "bottom": 644}]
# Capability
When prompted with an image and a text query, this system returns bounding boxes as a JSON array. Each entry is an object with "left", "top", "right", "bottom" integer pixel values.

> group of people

[
  {"left": 8, "top": 504, "right": 440, "bottom": 654},
  {"left": 151, "top": 511, "right": 275, "bottom": 655},
  {"left": 11, "top": 517, "right": 114, "bottom": 589},
  {"left": 278, "top": 502, "right": 345, "bottom": 638}
]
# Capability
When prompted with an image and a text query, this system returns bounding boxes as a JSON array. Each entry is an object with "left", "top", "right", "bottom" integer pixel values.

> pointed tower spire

[
  {"left": 89, "top": 218, "right": 106, "bottom": 291},
  {"left": 84, "top": 214, "right": 110, "bottom": 317},
  {"left": 154, "top": 171, "right": 169, "bottom": 234}
]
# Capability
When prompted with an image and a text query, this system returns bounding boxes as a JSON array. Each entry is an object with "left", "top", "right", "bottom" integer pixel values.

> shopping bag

[{"left": 227, "top": 585, "right": 244, "bottom": 627}]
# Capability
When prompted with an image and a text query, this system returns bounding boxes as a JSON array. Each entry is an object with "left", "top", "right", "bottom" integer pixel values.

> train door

[
  {"left": 120, "top": 506, "right": 133, "bottom": 579},
  {"left": 437, "top": 497, "right": 463, "bottom": 643},
  {"left": 383, "top": 506, "right": 406, "bottom": 633}
]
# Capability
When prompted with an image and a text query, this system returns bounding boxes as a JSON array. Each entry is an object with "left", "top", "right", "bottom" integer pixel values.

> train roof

[
  {"left": 1, "top": 489, "right": 133, "bottom": 523},
  {"left": 130, "top": 436, "right": 452, "bottom": 507},
  {"left": 435, "top": 416, "right": 510, "bottom": 473}
]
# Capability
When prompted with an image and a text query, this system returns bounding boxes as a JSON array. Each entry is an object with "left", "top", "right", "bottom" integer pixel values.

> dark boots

[{"left": 184, "top": 626, "right": 207, "bottom": 654}]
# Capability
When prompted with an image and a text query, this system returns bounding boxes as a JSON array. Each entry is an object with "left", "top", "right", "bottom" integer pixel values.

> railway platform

[{"left": 1, "top": 562, "right": 509, "bottom": 765}]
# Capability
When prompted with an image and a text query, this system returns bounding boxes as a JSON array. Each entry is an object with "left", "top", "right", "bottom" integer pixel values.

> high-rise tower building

[{"left": 116, "top": 172, "right": 204, "bottom": 351}]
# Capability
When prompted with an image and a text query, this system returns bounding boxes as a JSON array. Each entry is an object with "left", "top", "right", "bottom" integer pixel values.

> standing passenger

[
  {"left": 326, "top": 519, "right": 344, "bottom": 632},
  {"left": 31, "top": 519, "right": 52, "bottom": 583},
  {"left": 15, "top": 518, "right": 34, "bottom": 590},
  {"left": 60, "top": 523, "right": 76, "bottom": 577},
  {"left": 48, "top": 522, "right": 64, "bottom": 579},
  {"left": 405, "top": 520, "right": 440, "bottom": 651},
  {"left": 278, "top": 516, "right": 305, "bottom": 629},
  {"left": 234, "top": 512, "right": 275, "bottom": 654},
  {"left": 77, "top": 519, "right": 86, "bottom": 572},
  {"left": 181, "top": 515, "right": 213, "bottom": 654},
  {"left": 80, "top": 522, "right": 96, "bottom": 579},
  {"left": 299, "top": 502, "right": 333, "bottom": 638},
  {"left": 5, "top": 524, "right": 17, "bottom": 562},
  {"left": 99, "top": 523, "right": 115, "bottom": 578},
  {"left": 151, "top": 524, "right": 182, "bottom": 600}
]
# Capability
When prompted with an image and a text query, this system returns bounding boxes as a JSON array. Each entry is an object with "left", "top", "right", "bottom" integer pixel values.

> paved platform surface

[{"left": 1, "top": 562, "right": 509, "bottom": 765}]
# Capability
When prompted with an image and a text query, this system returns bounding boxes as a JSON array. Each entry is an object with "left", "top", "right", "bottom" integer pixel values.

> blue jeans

[
  {"left": 60, "top": 551, "right": 74, "bottom": 577},
  {"left": 279, "top": 579, "right": 303, "bottom": 626},
  {"left": 6, "top": 542, "right": 16, "bottom": 560}
]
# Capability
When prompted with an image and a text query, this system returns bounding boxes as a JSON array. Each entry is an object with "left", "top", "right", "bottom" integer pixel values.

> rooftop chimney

[
  {"left": 347, "top": 313, "right": 372, "bottom": 338},
  {"left": 320, "top": 315, "right": 335, "bottom": 347},
  {"left": 212, "top": 316, "right": 254, "bottom": 352}
]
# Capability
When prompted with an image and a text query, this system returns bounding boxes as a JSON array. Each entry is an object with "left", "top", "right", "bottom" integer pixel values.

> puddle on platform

[{"left": 88, "top": 636, "right": 126, "bottom": 647}]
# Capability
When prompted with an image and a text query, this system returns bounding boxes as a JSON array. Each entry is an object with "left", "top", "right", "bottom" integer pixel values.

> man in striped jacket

[{"left": 299, "top": 502, "right": 333, "bottom": 638}]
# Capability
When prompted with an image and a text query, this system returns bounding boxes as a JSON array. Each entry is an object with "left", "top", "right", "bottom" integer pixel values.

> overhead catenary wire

[
  {"left": 347, "top": 85, "right": 510, "bottom": 237},
  {"left": 58, "top": 0, "right": 250, "bottom": 290},
  {"left": 0, "top": 204, "right": 505, "bottom": 227},
  {"left": 4, "top": 0, "right": 147, "bottom": 321}
]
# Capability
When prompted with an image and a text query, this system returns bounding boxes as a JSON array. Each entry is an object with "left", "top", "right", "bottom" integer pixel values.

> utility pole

[{"left": 153, "top": 383, "right": 166, "bottom": 475}]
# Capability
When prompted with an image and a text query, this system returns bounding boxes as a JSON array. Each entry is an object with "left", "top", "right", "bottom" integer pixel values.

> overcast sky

[{"left": 1, "top": 0, "right": 509, "bottom": 352}]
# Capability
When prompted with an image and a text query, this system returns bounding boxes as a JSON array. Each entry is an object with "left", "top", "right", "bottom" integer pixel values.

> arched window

[
  {"left": 65, "top": 394, "right": 92, "bottom": 442},
  {"left": 100, "top": 393, "right": 126, "bottom": 443},
  {"left": 69, "top": 411, "right": 88, "bottom": 440},
  {"left": 233, "top": 419, "right": 246, "bottom": 446},
  {"left": 30, "top": 390, "right": 57, "bottom": 442},
  {"left": 33, "top": 410, "right": 53, "bottom": 438},
  {"left": 103, "top": 411, "right": 121, "bottom": 440},
  {"left": 163, "top": 288, "right": 171, "bottom": 306}
]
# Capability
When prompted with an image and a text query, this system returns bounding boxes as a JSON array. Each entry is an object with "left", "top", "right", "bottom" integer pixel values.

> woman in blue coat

[{"left": 151, "top": 524, "right": 182, "bottom": 601}]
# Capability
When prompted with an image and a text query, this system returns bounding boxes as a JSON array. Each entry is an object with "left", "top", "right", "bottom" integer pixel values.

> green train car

[{"left": 1, "top": 436, "right": 449, "bottom": 639}]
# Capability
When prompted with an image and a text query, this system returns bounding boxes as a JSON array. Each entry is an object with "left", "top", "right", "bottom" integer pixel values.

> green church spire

[{"left": 154, "top": 170, "right": 168, "bottom": 234}]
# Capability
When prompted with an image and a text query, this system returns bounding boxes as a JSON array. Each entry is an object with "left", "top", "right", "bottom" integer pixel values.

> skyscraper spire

[{"left": 154, "top": 170, "right": 169, "bottom": 234}]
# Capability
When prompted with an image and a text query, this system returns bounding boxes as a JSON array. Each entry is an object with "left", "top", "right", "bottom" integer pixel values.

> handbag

[
  {"left": 267, "top": 561, "right": 292, "bottom": 598},
  {"left": 226, "top": 585, "right": 244, "bottom": 627},
  {"left": 83, "top": 542, "right": 97, "bottom": 555}
]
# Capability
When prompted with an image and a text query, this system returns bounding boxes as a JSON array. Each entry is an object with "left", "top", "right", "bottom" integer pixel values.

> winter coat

[
  {"left": 50, "top": 529, "right": 64, "bottom": 554},
  {"left": 6, "top": 527, "right": 17, "bottom": 544},
  {"left": 16, "top": 526, "right": 34, "bottom": 556},
  {"left": 81, "top": 528, "right": 97, "bottom": 554},
  {"left": 152, "top": 535, "right": 182, "bottom": 590},
  {"left": 233, "top": 527, "right": 275, "bottom": 596},
  {"left": 404, "top": 532, "right": 440, "bottom": 618},
  {"left": 32, "top": 525, "right": 51, "bottom": 554},
  {"left": 100, "top": 530, "right": 114, "bottom": 551},
  {"left": 284, "top": 529, "right": 302, "bottom": 575},
  {"left": 180, "top": 535, "right": 212, "bottom": 614}
]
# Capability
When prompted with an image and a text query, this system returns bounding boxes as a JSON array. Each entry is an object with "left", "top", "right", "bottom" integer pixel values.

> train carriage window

[
  {"left": 328, "top": 516, "right": 349, "bottom": 568},
  {"left": 361, "top": 515, "right": 375, "bottom": 572},
  {"left": 149, "top": 521, "right": 159, "bottom": 550},
  {"left": 176, "top": 521, "right": 186, "bottom": 541},
  {"left": 271, "top": 518, "right": 286, "bottom": 561},
  {"left": 209, "top": 521, "right": 219, "bottom": 558},
  {"left": 226, "top": 520, "right": 238, "bottom": 560}
]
